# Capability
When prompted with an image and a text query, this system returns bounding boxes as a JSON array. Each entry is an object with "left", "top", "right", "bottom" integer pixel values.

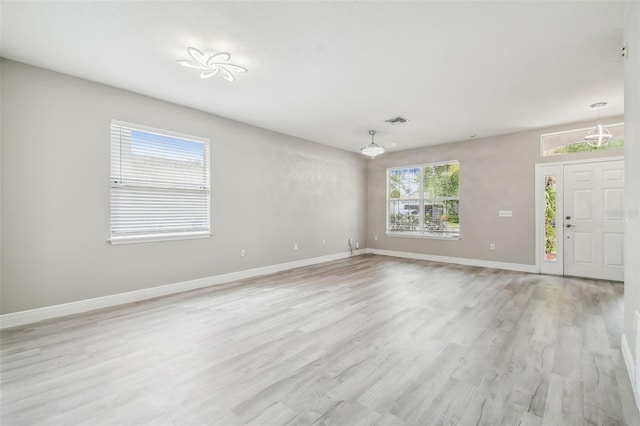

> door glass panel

[{"left": 545, "top": 175, "right": 557, "bottom": 262}]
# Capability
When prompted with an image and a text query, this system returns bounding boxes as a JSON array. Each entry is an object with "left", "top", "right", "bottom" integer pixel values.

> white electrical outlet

[
  {"left": 490, "top": 243, "right": 495, "bottom": 250},
  {"left": 374, "top": 235, "right": 378, "bottom": 241},
  {"left": 355, "top": 242, "right": 359, "bottom": 249},
  {"left": 498, "top": 210, "right": 513, "bottom": 217},
  {"left": 294, "top": 243, "right": 298, "bottom": 250},
  {"left": 240, "top": 249, "right": 246, "bottom": 257},
  {"left": 322, "top": 239, "right": 326, "bottom": 246}
]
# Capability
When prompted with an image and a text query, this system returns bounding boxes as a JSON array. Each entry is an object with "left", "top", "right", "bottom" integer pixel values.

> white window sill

[
  {"left": 109, "top": 231, "right": 211, "bottom": 245},
  {"left": 385, "top": 232, "right": 461, "bottom": 241}
]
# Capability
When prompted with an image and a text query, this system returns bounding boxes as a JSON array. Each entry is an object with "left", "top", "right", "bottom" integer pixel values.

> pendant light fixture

[
  {"left": 585, "top": 102, "right": 612, "bottom": 147},
  {"left": 361, "top": 130, "right": 385, "bottom": 158}
]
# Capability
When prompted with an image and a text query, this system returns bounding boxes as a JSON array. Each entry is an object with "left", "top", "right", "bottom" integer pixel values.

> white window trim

[
  {"left": 385, "top": 232, "right": 461, "bottom": 241},
  {"left": 109, "top": 231, "right": 211, "bottom": 245},
  {"left": 386, "top": 160, "right": 460, "bottom": 240},
  {"left": 111, "top": 120, "right": 210, "bottom": 145},
  {"left": 109, "top": 120, "right": 211, "bottom": 244}
]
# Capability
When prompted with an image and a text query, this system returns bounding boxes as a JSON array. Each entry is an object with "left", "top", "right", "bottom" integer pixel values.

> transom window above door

[{"left": 541, "top": 123, "right": 624, "bottom": 156}]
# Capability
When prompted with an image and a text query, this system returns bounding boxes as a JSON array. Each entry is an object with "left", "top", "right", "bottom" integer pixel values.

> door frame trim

[{"left": 534, "top": 156, "right": 623, "bottom": 274}]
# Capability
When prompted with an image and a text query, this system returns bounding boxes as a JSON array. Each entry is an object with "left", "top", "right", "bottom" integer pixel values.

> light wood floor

[{"left": 1, "top": 255, "right": 638, "bottom": 426}]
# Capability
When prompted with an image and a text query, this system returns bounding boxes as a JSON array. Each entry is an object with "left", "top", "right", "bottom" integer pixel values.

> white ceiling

[{"left": 0, "top": 1, "right": 626, "bottom": 153}]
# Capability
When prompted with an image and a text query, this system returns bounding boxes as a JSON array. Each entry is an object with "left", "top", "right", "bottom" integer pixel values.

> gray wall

[
  {"left": 624, "top": 1, "right": 640, "bottom": 373},
  {"left": 0, "top": 60, "right": 366, "bottom": 314},
  {"left": 0, "top": 55, "right": 633, "bottom": 319},
  {"left": 365, "top": 118, "right": 624, "bottom": 266}
]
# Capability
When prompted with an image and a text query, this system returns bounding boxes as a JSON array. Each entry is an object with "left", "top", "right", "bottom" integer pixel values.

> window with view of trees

[{"left": 387, "top": 161, "right": 460, "bottom": 238}]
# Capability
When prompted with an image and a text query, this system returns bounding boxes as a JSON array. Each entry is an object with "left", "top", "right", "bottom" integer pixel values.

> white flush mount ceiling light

[
  {"left": 361, "top": 130, "right": 385, "bottom": 158},
  {"left": 177, "top": 47, "right": 247, "bottom": 82},
  {"left": 585, "top": 102, "right": 612, "bottom": 147}
]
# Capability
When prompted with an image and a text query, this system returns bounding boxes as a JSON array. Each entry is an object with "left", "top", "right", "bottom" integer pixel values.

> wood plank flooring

[{"left": 1, "top": 254, "right": 638, "bottom": 425}]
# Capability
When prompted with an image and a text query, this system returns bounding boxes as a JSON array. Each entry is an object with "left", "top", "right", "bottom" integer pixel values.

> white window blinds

[{"left": 110, "top": 120, "right": 210, "bottom": 244}]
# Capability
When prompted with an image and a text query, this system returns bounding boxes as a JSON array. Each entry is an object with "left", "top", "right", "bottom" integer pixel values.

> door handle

[{"left": 566, "top": 224, "right": 573, "bottom": 228}]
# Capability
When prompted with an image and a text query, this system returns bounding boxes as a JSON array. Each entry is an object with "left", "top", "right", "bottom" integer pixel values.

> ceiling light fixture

[
  {"left": 361, "top": 130, "right": 385, "bottom": 158},
  {"left": 585, "top": 102, "right": 611, "bottom": 147},
  {"left": 177, "top": 47, "right": 247, "bottom": 82}
]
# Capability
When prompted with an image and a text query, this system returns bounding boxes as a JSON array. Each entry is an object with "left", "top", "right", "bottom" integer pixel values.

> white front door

[{"left": 563, "top": 160, "right": 624, "bottom": 281}]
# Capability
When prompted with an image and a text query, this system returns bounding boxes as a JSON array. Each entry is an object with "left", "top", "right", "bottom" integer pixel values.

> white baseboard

[
  {"left": 367, "top": 248, "right": 537, "bottom": 273},
  {"left": 0, "top": 248, "right": 535, "bottom": 330},
  {"left": 0, "top": 250, "right": 365, "bottom": 330},
  {"left": 621, "top": 334, "right": 640, "bottom": 412}
]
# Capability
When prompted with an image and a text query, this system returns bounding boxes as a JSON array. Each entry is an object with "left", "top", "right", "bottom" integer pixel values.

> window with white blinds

[{"left": 110, "top": 120, "right": 210, "bottom": 244}]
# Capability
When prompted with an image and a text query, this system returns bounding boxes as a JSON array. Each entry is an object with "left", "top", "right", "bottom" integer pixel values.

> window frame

[
  {"left": 109, "top": 120, "right": 211, "bottom": 245},
  {"left": 386, "top": 160, "right": 460, "bottom": 240}
]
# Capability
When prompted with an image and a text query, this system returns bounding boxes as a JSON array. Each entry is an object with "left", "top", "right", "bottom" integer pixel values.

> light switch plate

[{"left": 498, "top": 210, "right": 513, "bottom": 217}]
